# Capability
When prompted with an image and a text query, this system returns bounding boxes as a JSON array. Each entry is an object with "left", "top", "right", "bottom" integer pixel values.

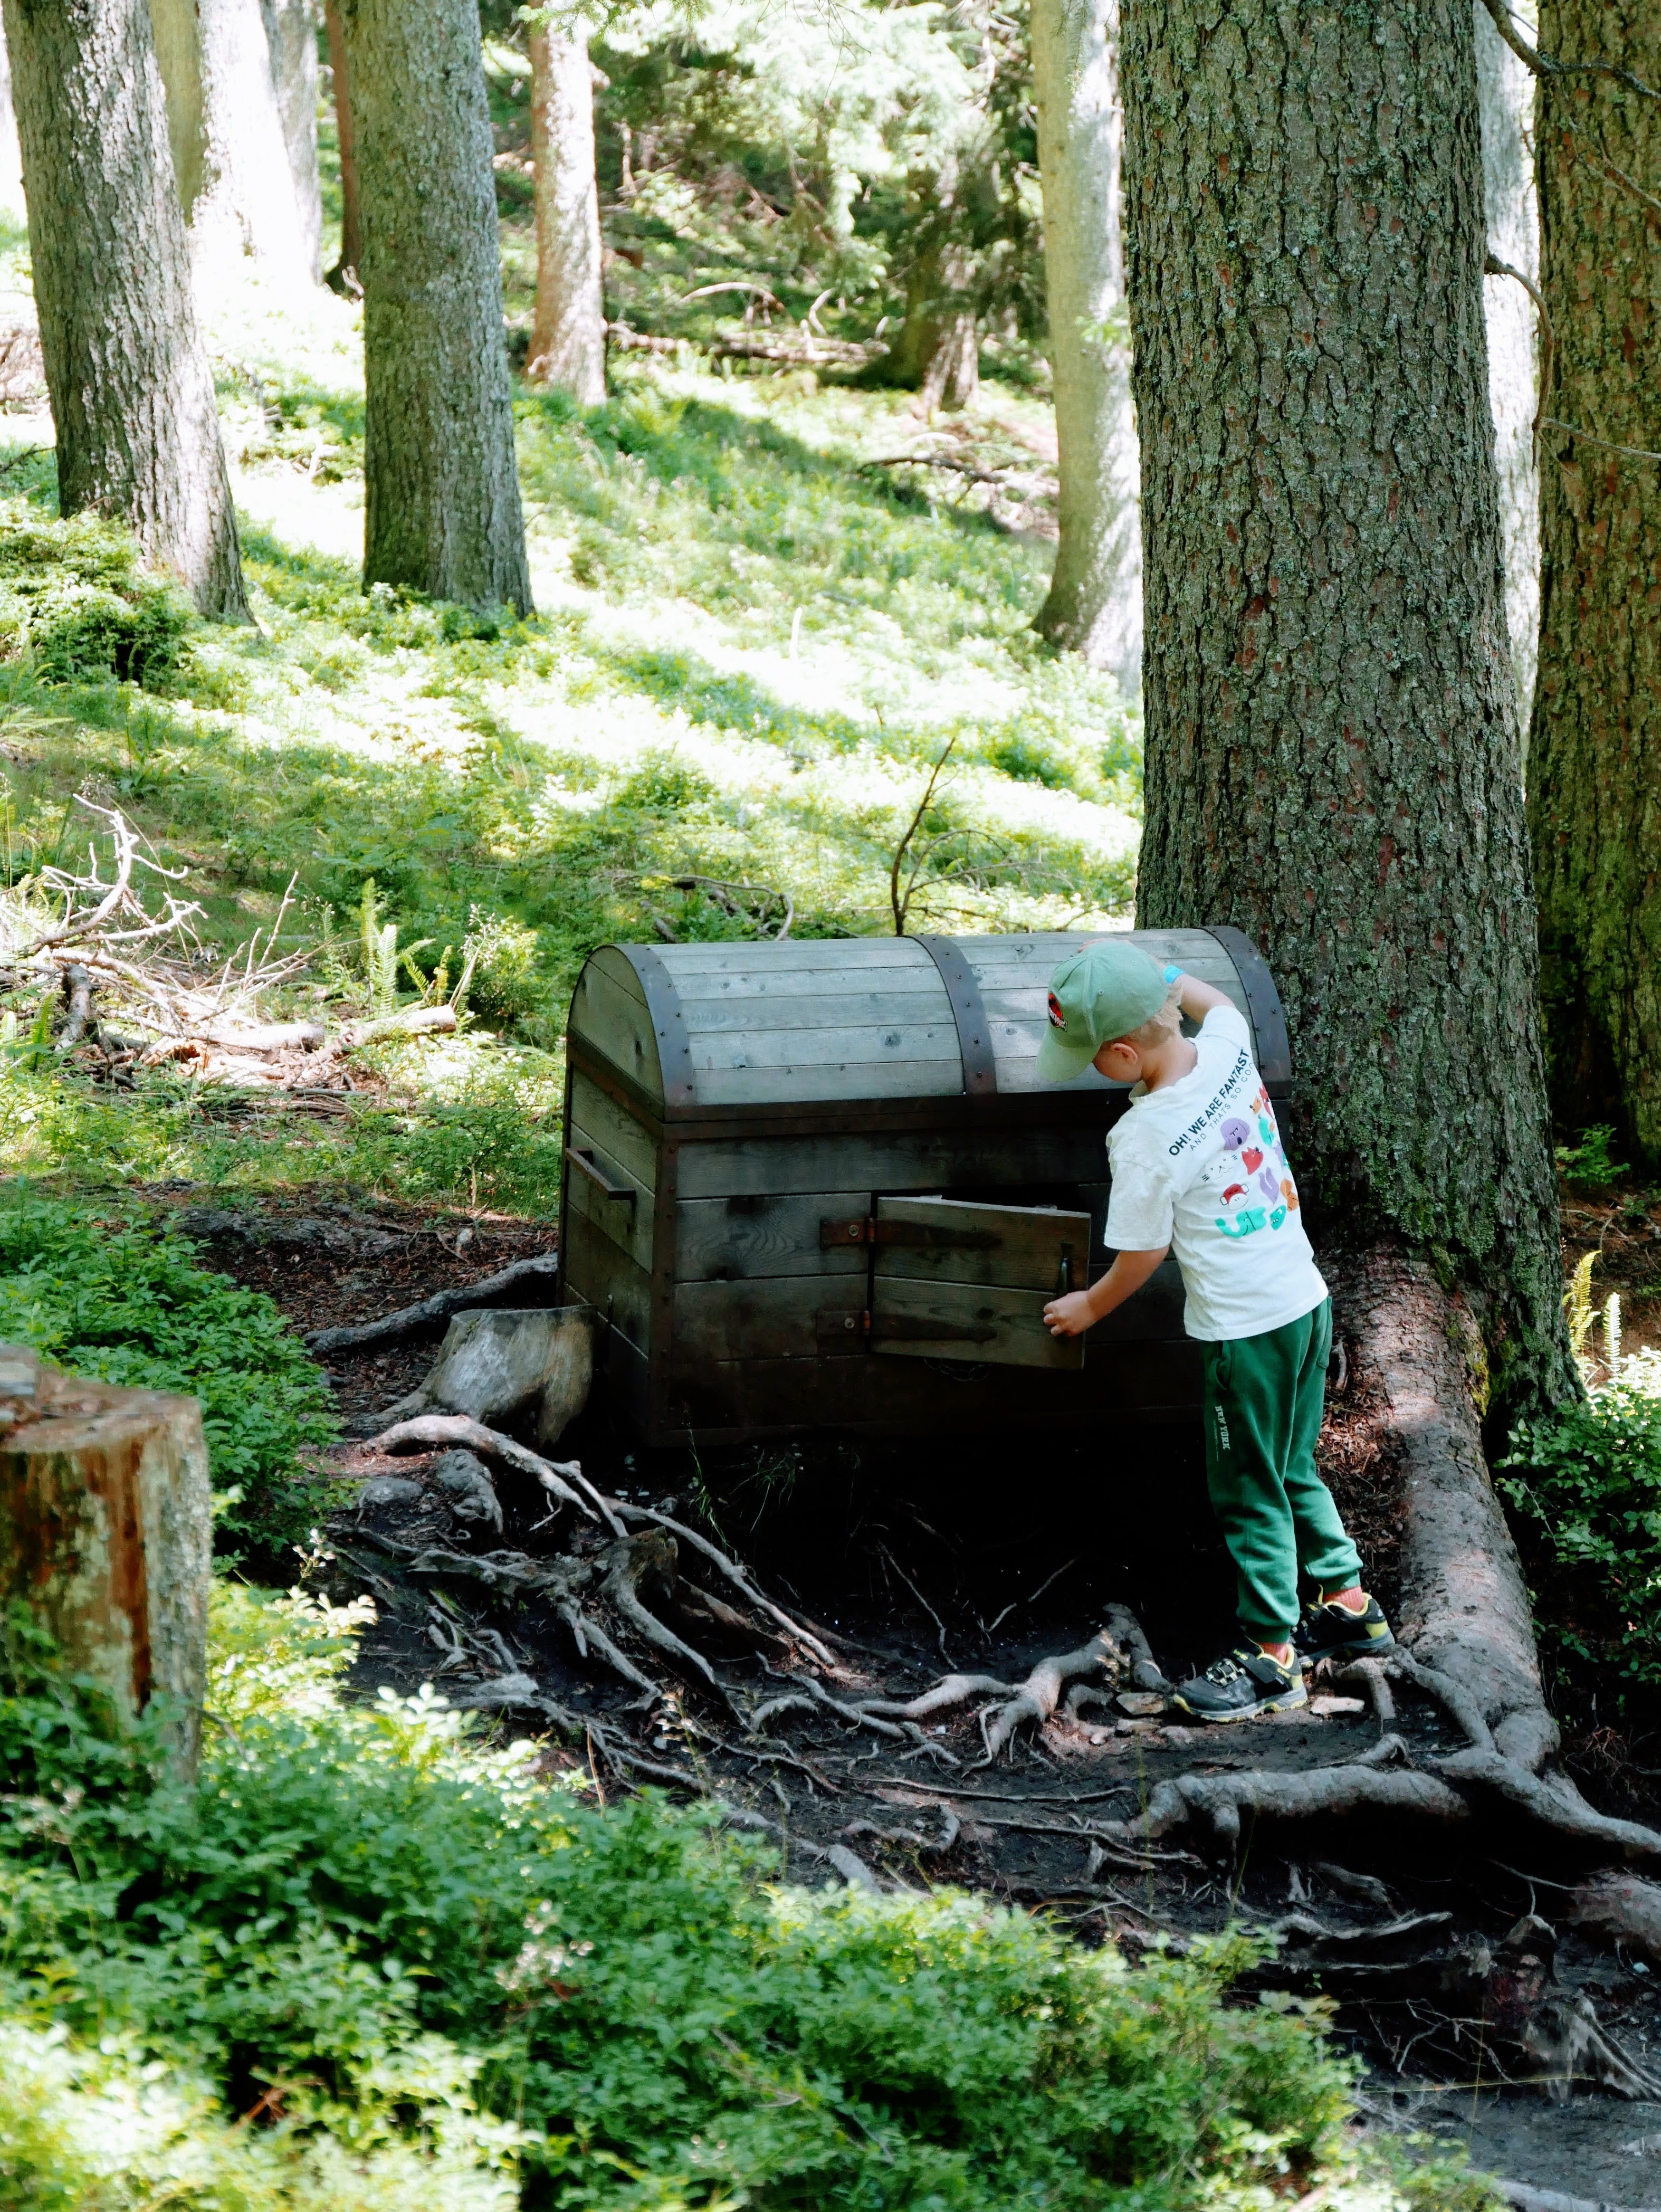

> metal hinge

[{"left": 819, "top": 1216, "right": 999, "bottom": 1252}]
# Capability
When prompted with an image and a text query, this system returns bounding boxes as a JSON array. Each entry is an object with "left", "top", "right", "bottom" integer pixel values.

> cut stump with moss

[{"left": 0, "top": 1345, "right": 212, "bottom": 1775}]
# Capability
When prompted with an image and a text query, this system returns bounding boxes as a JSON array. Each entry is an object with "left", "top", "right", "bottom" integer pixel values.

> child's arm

[
  {"left": 1176, "top": 971, "right": 1233, "bottom": 1019},
  {"left": 1043, "top": 1245, "right": 1168, "bottom": 1337}
]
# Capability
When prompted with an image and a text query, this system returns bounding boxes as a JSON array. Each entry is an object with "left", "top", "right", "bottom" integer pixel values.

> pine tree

[
  {"left": 1526, "top": 1, "right": 1661, "bottom": 1159},
  {"left": 261, "top": 0, "right": 321, "bottom": 281},
  {"left": 338, "top": 0, "right": 531, "bottom": 616},
  {"left": 148, "top": 0, "right": 313, "bottom": 285},
  {"left": 3, "top": 0, "right": 249, "bottom": 619},
  {"left": 1121, "top": 0, "right": 1572, "bottom": 1412},
  {"left": 321, "top": 0, "right": 360, "bottom": 285},
  {"left": 529, "top": 20, "right": 605, "bottom": 405},
  {"left": 1029, "top": 0, "right": 1141, "bottom": 689}
]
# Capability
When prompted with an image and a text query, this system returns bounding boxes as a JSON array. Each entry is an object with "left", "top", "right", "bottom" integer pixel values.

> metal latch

[{"left": 819, "top": 1216, "right": 1000, "bottom": 1252}]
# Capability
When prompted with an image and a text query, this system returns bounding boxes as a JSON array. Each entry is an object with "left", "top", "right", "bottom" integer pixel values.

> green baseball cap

[{"left": 1036, "top": 939, "right": 1170, "bottom": 1082}]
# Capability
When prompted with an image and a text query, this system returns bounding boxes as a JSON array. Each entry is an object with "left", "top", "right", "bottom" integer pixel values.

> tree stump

[{"left": 0, "top": 1345, "right": 212, "bottom": 1776}]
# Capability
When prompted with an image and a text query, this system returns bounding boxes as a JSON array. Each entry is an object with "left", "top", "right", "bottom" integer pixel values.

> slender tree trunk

[
  {"left": 529, "top": 25, "right": 604, "bottom": 406},
  {"left": 3, "top": 0, "right": 249, "bottom": 619},
  {"left": 339, "top": 0, "right": 531, "bottom": 617},
  {"left": 1030, "top": 0, "right": 1142, "bottom": 692},
  {"left": 148, "top": 0, "right": 311, "bottom": 285},
  {"left": 893, "top": 171, "right": 980, "bottom": 411},
  {"left": 1121, "top": 0, "right": 1572, "bottom": 1416},
  {"left": 1476, "top": 0, "right": 1541, "bottom": 732},
  {"left": 261, "top": 0, "right": 321, "bottom": 281},
  {"left": 1527, "top": 2, "right": 1661, "bottom": 1160},
  {"left": 321, "top": 0, "right": 359, "bottom": 284}
]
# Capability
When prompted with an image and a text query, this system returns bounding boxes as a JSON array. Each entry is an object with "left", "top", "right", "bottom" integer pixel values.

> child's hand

[{"left": 1044, "top": 1290, "right": 1095, "bottom": 1338}]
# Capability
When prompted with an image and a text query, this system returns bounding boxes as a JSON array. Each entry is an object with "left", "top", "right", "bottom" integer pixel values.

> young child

[{"left": 1038, "top": 938, "right": 1393, "bottom": 1721}]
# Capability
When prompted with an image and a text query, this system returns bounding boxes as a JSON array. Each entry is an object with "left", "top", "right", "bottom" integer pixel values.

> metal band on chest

[
  {"left": 1204, "top": 923, "right": 1293, "bottom": 1091},
  {"left": 914, "top": 933, "right": 998, "bottom": 1098},
  {"left": 624, "top": 945, "right": 698, "bottom": 1112}
]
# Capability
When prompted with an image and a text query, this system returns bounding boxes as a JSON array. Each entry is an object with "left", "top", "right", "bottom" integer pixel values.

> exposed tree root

[
  {"left": 307, "top": 1251, "right": 561, "bottom": 1355},
  {"left": 978, "top": 1630, "right": 1122, "bottom": 1761},
  {"left": 371, "top": 1412, "right": 602, "bottom": 1522},
  {"left": 1569, "top": 1872, "right": 1661, "bottom": 1965}
]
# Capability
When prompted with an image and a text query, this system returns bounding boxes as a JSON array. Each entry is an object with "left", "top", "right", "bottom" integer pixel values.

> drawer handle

[{"left": 568, "top": 1147, "right": 636, "bottom": 1206}]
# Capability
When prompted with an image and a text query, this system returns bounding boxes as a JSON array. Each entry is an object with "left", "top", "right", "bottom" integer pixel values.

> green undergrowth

[
  {"left": 0, "top": 356, "right": 1138, "bottom": 1062},
  {"left": 0, "top": 1586, "right": 1496, "bottom": 2212},
  {"left": 0, "top": 1060, "right": 564, "bottom": 1218},
  {"left": 0, "top": 1195, "right": 336, "bottom": 1560}
]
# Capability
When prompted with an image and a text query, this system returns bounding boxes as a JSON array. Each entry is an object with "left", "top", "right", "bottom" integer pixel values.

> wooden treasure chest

[{"left": 558, "top": 929, "right": 1291, "bottom": 1446}]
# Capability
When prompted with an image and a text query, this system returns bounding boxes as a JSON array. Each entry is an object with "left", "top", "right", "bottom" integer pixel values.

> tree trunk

[
  {"left": 1120, "top": 0, "right": 1572, "bottom": 1417},
  {"left": 3, "top": 0, "right": 250, "bottom": 620},
  {"left": 339, "top": 0, "right": 531, "bottom": 617},
  {"left": 893, "top": 170, "right": 980, "bottom": 412},
  {"left": 1526, "top": 2, "right": 1661, "bottom": 1160},
  {"left": 0, "top": 12, "right": 25, "bottom": 222},
  {"left": 148, "top": 0, "right": 312, "bottom": 286},
  {"left": 0, "top": 1348, "right": 212, "bottom": 1779},
  {"left": 1029, "top": 0, "right": 1142, "bottom": 692},
  {"left": 321, "top": 0, "right": 359, "bottom": 284},
  {"left": 261, "top": 0, "right": 321, "bottom": 282},
  {"left": 1475, "top": 0, "right": 1540, "bottom": 732},
  {"left": 529, "top": 24, "right": 604, "bottom": 406}
]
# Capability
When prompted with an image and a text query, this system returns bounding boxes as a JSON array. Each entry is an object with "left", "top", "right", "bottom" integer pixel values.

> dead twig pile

[{"left": 0, "top": 799, "right": 456, "bottom": 1085}]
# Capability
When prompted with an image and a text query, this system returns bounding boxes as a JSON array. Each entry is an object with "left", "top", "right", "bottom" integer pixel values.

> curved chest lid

[{"left": 566, "top": 929, "right": 1289, "bottom": 1117}]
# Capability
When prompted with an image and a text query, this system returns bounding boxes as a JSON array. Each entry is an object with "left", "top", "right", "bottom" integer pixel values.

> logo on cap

[{"left": 1047, "top": 990, "right": 1065, "bottom": 1030}]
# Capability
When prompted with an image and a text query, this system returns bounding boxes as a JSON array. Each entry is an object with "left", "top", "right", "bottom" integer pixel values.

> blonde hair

[{"left": 1116, "top": 978, "right": 1184, "bottom": 1050}]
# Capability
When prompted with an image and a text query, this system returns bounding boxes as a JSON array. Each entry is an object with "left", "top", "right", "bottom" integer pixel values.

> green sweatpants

[{"left": 1201, "top": 1299, "right": 1362, "bottom": 1642}]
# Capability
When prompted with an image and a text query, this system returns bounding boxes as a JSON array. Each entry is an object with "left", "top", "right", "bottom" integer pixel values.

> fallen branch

[{"left": 306, "top": 1252, "right": 559, "bottom": 1353}]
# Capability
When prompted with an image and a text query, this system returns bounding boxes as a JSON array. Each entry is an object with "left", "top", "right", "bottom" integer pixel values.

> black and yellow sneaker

[
  {"left": 1294, "top": 1594, "right": 1396, "bottom": 1665},
  {"left": 1171, "top": 1645, "right": 1308, "bottom": 1723}
]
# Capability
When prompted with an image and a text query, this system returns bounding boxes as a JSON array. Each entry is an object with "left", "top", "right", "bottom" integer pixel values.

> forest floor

[
  {"left": 166, "top": 1179, "right": 1661, "bottom": 2208},
  {"left": 0, "top": 257, "right": 1653, "bottom": 2200}
]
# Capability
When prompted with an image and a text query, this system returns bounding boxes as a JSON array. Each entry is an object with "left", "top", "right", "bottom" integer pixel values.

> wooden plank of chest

[
  {"left": 873, "top": 1196, "right": 1092, "bottom": 1291},
  {"left": 679, "top": 986, "right": 951, "bottom": 1034},
  {"left": 567, "top": 1071, "right": 657, "bottom": 1189},
  {"left": 689, "top": 1023, "right": 961, "bottom": 1072},
  {"left": 673, "top": 1273, "right": 865, "bottom": 1364},
  {"left": 565, "top": 1122, "right": 655, "bottom": 1271},
  {"left": 870, "top": 1277, "right": 1082, "bottom": 1370},
  {"left": 570, "top": 963, "right": 662, "bottom": 1103},
  {"left": 695, "top": 1059, "right": 965, "bottom": 1105},
  {"left": 676, "top": 1127, "right": 1112, "bottom": 1198},
  {"left": 676, "top": 1191, "right": 870, "bottom": 1282},
  {"left": 561, "top": 1208, "right": 654, "bottom": 1352}
]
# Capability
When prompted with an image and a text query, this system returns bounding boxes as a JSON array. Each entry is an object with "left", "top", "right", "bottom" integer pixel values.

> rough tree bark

[
  {"left": 529, "top": 23, "right": 605, "bottom": 406},
  {"left": 1029, "top": 0, "right": 1142, "bottom": 691},
  {"left": 261, "top": 0, "right": 321, "bottom": 281},
  {"left": 3, "top": 0, "right": 250, "bottom": 619},
  {"left": 1476, "top": 0, "right": 1540, "bottom": 729},
  {"left": 338, "top": 0, "right": 532, "bottom": 617},
  {"left": 1121, "top": 0, "right": 1572, "bottom": 1415},
  {"left": 0, "top": 1348, "right": 212, "bottom": 1778},
  {"left": 148, "top": 0, "right": 313, "bottom": 286},
  {"left": 1526, "top": 1, "right": 1661, "bottom": 1160},
  {"left": 321, "top": 0, "right": 360, "bottom": 284}
]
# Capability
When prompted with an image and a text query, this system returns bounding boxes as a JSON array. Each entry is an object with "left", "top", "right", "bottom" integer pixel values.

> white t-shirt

[{"left": 1103, "top": 1004, "right": 1327, "bottom": 1343}]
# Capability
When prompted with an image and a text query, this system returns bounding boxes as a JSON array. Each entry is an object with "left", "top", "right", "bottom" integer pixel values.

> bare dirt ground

[{"left": 159, "top": 1180, "right": 1661, "bottom": 2209}]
